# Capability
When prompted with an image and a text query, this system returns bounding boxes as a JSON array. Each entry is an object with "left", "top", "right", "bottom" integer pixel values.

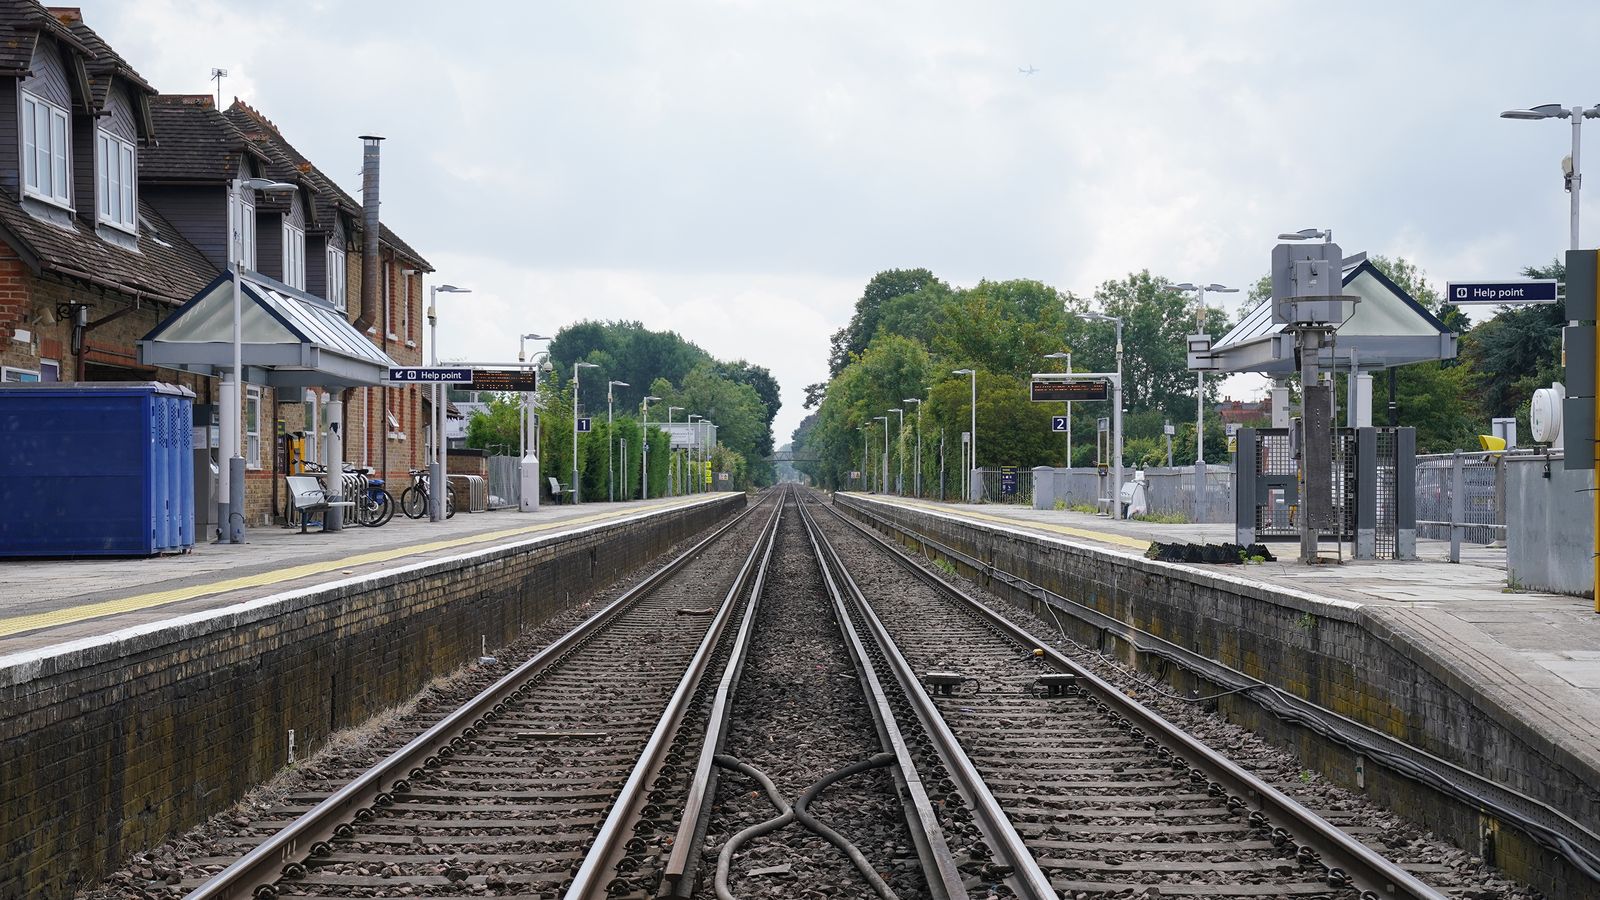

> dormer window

[
  {"left": 96, "top": 130, "right": 136, "bottom": 231},
  {"left": 326, "top": 243, "right": 346, "bottom": 310},
  {"left": 21, "top": 91, "right": 70, "bottom": 207},
  {"left": 282, "top": 221, "right": 305, "bottom": 290}
]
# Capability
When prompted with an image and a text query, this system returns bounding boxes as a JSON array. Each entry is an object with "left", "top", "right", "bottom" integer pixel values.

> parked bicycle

[
  {"left": 345, "top": 464, "right": 395, "bottom": 527},
  {"left": 401, "top": 468, "right": 456, "bottom": 519}
]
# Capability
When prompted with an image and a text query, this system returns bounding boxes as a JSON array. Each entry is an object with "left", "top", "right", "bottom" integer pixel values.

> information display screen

[
  {"left": 1030, "top": 380, "right": 1109, "bottom": 402},
  {"left": 471, "top": 370, "right": 540, "bottom": 391}
]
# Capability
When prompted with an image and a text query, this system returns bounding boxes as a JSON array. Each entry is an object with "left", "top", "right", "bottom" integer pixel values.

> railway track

[{"left": 178, "top": 486, "right": 1465, "bottom": 900}]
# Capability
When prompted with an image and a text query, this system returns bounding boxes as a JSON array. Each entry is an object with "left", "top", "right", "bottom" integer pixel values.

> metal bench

[
  {"left": 547, "top": 476, "right": 574, "bottom": 505},
  {"left": 286, "top": 474, "right": 356, "bottom": 533}
]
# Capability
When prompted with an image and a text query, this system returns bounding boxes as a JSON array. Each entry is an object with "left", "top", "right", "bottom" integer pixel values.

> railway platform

[{"left": 834, "top": 491, "right": 1600, "bottom": 894}]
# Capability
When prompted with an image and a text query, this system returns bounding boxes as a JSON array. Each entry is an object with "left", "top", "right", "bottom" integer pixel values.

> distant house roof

[
  {"left": 1208, "top": 258, "right": 1456, "bottom": 375},
  {"left": 143, "top": 94, "right": 271, "bottom": 184},
  {"left": 224, "top": 100, "right": 433, "bottom": 271}
]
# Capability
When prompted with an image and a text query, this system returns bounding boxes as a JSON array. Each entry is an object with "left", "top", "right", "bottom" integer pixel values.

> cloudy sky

[{"left": 86, "top": 1, "right": 1600, "bottom": 444}]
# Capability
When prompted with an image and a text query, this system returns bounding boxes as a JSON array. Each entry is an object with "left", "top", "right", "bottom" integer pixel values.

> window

[
  {"left": 401, "top": 270, "right": 411, "bottom": 341},
  {"left": 282, "top": 222, "right": 305, "bottom": 290},
  {"left": 245, "top": 385, "right": 262, "bottom": 469},
  {"left": 386, "top": 408, "right": 406, "bottom": 441},
  {"left": 229, "top": 190, "right": 256, "bottom": 270},
  {"left": 39, "top": 359, "right": 59, "bottom": 382},
  {"left": 96, "top": 130, "right": 136, "bottom": 231},
  {"left": 325, "top": 243, "right": 346, "bottom": 310},
  {"left": 21, "top": 91, "right": 70, "bottom": 206},
  {"left": 1, "top": 366, "right": 39, "bottom": 382}
]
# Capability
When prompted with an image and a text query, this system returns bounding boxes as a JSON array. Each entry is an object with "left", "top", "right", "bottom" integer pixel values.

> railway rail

[{"left": 178, "top": 486, "right": 1473, "bottom": 900}]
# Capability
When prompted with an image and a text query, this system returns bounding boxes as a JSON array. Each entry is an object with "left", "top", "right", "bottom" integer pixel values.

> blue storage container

[{"left": 0, "top": 382, "right": 196, "bottom": 557}]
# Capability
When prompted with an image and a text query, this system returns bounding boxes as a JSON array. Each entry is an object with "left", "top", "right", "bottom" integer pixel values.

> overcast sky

[{"left": 87, "top": 1, "right": 1600, "bottom": 444}]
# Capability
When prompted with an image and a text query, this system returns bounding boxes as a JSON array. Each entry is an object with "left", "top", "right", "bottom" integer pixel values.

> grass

[
  {"left": 1067, "top": 503, "right": 1100, "bottom": 515},
  {"left": 1132, "top": 510, "right": 1189, "bottom": 524},
  {"left": 933, "top": 557, "right": 957, "bottom": 576}
]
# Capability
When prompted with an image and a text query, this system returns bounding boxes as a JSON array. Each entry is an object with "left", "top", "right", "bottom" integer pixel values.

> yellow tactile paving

[
  {"left": 0, "top": 497, "right": 701, "bottom": 640},
  {"left": 863, "top": 495, "right": 1152, "bottom": 551}
]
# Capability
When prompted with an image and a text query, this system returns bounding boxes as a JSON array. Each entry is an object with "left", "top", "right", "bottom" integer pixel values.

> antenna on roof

[{"left": 210, "top": 68, "right": 227, "bottom": 108}]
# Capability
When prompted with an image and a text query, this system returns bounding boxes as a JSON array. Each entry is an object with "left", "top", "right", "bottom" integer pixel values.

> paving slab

[{"left": 0, "top": 494, "right": 721, "bottom": 656}]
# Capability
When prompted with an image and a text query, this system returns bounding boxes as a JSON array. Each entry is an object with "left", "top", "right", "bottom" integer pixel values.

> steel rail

[
  {"left": 822, "top": 497, "right": 1448, "bottom": 900},
  {"left": 803, "top": 496, "right": 1059, "bottom": 900},
  {"left": 564, "top": 494, "right": 785, "bottom": 899},
  {"left": 662, "top": 487, "right": 787, "bottom": 895},
  {"left": 183, "top": 494, "right": 772, "bottom": 900},
  {"left": 795, "top": 492, "right": 967, "bottom": 900}
]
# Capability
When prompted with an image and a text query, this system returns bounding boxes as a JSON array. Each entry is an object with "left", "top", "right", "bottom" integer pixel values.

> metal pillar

[
  {"left": 325, "top": 398, "right": 344, "bottom": 532},
  {"left": 1355, "top": 427, "right": 1376, "bottom": 559}
]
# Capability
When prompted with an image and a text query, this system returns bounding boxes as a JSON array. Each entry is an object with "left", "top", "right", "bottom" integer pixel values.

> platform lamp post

[
  {"left": 426, "top": 282, "right": 472, "bottom": 522},
  {"left": 888, "top": 407, "right": 904, "bottom": 495},
  {"left": 688, "top": 414, "right": 702, "bottom": 494},
  {"left": 903, "top": 397, "right": 923, "bottom": 497},
  {"left": 873, "top": 415, "right": 889, "bottom": 497},
  {"left": 641, "top": 394, "right": 660, "bottom": 500},
  {"left": 517, "top": 334, "right": 552, "bottom": 459},
  {"left": 572, "top": 362, "right": 599, "bottom": 502},
  {"left": 1501, "top": 103, "right": 1600, "bottom": 251},
  {"left": 667, "top": 406, "right": 683, "bottom": 495},
  {"left": 219, "top": 176, "right": 297, "bottom": 544},
  {"left": 1044, "top": 351, "right": 1073, "bottom": 468},
  {"left": 952, "top": 369, "right": 976, "bottom": 502},
  {"left": 1082, "top": 313, "right": 1124, "bottom": 519},
  {"left": 1173, "top": 284, "right": 1236, "bottom": 466},
  {"left": 606, "top": 380, "right": 629, "bottom": 502}
]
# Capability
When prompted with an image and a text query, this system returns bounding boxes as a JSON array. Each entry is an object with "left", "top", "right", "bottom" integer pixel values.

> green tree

[
  {"left": 828, "top": 269, "right": 945, "bottom": 376},
  {"left": 464, "top": 394, "right": 522, "bottom": 456}
]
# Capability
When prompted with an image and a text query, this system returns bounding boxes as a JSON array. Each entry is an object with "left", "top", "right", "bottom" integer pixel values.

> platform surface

[
  {"left": 0, "top": 494, "right": 720, "bottom": 658},
  {"left": 843, "top": 492, "right": 1600, "bottom": 759}
]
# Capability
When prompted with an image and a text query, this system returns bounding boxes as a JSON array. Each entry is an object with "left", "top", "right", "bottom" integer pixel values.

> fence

[
  {"left": 1031, "top": 465, "right": 1233, "bottom": 522},
  {"left": 974, "top": 468, "right": 1033, "bottom": 504},
  {"left": 1415, "top": 453, "right": 1503, "bottom": 544},
  {"left": 486, "top": 455, "right": 521, "bottom": 510}
]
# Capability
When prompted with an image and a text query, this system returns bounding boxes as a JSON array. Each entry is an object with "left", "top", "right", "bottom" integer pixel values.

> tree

[
  {"left": 828, "top": 269, "right": 945, "bottom": 376},
  {"left": 1459, "top": 259, "right": 1565, "bottom": 425},
  {"left": 464, "top": 394, "right": 522, "bottom": 456}
]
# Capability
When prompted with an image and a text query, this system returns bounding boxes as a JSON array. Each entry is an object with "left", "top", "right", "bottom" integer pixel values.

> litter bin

[{"left": 0, "top": 382, "right": 196, "bottom": 556}]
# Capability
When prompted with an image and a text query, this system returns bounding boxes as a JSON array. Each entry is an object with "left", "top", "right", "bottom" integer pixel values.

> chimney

[{"left": 355, "top": 135, "right": 383, "bottom": 335}]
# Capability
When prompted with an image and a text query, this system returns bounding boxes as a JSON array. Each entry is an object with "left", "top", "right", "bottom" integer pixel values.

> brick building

[{"left": 0, "top": 2, "right": 433, "bottom": 531}]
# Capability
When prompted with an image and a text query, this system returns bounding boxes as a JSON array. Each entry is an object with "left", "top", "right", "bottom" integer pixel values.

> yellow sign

[{"left": 704, "top": 460, "right": 713, "bottom": 486}]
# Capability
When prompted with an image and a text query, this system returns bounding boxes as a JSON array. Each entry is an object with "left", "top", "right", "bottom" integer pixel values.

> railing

[
  {"left": 1415, "top": 451, "right": 1505, "bottom": 558},
  {"left": 485, "top": 455, "right": 522, "bottom": 509}
]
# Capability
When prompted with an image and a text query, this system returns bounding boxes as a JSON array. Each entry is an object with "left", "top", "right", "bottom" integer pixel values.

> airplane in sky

[{"left": 1018, "top": 64, "right": 1038, "bottom": 75}]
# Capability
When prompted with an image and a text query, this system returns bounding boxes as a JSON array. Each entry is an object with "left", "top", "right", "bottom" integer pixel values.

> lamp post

[
  {"left": 642, "top": 394, "right": 660, "bottom": 499},
  {"left": 1501, "top": 103, "right": 1600, "bottom": 250},
  {"left": 952, "top": 369, "right": 976, "bottom": 502},
  {"left": 861, "top": 423, "right": 871, "bottom": 491},
  {"left": 888, "top": 407, "right": 904, "bottom": 494},
  {"left": 517, "top": 334, "right": 551, "bottom": 460},
  {"left": 218, "top": 176, "right": 296, "bottom": 543},
  {"left": 903, "top": 397, "right": 922, "bottom": 497},
  {"left": 873, "top": 415, "right": 889, "bottom": 496},
  {"left": 1173, "top": 283, "right": 1238, "bottom": 466},
  {"left": 1082, "top": 313, "right": 1124, "bottom": 519},
  {"left": 426, "top": 282, "right": 472, "bottom": 522},
  {"left": 1044, "top": 351, "right": 1073, "bottom": 468},
  {"left": 668, "top": 406, "right": 683, "bottom": 495},
  {"left": 689, "top": 414, "right": 702, "bottom": 494},
  {"left": 573, "top": 362, "right": 598, "bottom": 502},
  {"left": 606, "top": 380, "right": 629, "bottom": 502}
]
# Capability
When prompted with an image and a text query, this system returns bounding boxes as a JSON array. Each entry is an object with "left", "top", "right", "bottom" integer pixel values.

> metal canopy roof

[
  {"left": 138, "top": 269, "right": 397, "bottom": 389},
  {"left": 1207, "top": 259, "right": 1457, "bottom": 375}
]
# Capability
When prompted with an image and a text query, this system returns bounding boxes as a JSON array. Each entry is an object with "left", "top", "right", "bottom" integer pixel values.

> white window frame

[
  {"left": 21, "top": 91, "right": 70, "bottom": 207},
  {"left": 402, "top": 270, "right": 412, "bottom": 342},
  {"left": 245, "top": 385, "right": 263, "bottom": 469},
  {"left": 39, "top": 358, "right": 59, "bottom": 382},
  {"left": 1, "top": 365, "right": 40, "bottom": 383},
  {"left": 325, "top": 242, "right": 346, "bottom": 310},
  {"left": 229, "top": 191, "right": 256, "bottom": 270},
  {"left": 282, "top": 221, "right": 306, "bottom": 290},
  {"left": 96, "top": 129, "right": 137, "bottom": 232}
]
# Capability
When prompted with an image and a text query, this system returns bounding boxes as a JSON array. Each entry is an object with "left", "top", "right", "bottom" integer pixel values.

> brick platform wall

[
  {"left": 0, "top": 494, "right": 744, "bottom": 898},
  {"left": 836, "top": 494, "right": 1600, "bottom": 898}
]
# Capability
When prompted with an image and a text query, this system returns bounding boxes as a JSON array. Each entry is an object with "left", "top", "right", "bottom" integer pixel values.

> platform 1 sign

[
  {"left": 387, "top": 366, "right": 473, "bottom": 383},
  {"left": 576, "top": 417, "right": 592, "bottom": 432},
  {"left": 1031, "top": 379, "right": 1109, "bottom": 402},
  {"left": 1051, "top": 415, "right": 1070, "bottom": 432},
  {"left": 1445, "top": 279, "right": 1558, "bottom": 305}
]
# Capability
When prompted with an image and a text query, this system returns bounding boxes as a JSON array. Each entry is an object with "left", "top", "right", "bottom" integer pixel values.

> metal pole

[
  {"left": 1113, "top": 319, "right": 1124, "bottom": 519},
  {"left": 221, "top": 177, "right": 244, "bottom": 542},
  {"left": 1196, "top": 287, "right": 1206, "bottom": 467},
  {"left": 1066, "top": 351, "right": 1073, "bottom": 469},
  {"left": 1573, "top": 105, "right": 1584, "bottom": 251},
  {"left": 1450, "top": 449, "right": 1465, "bottom": 563},
  {"left": 607, "top": 386, "right": 614, "bottom": 503},
  {"left": 572, "top": 372, "right": 581, "bottom": 503},
  {"left": 428, "top": 285, "right": 443, "bottom": 522},
  {"left": 914, "top": 401, "right": 922, "bottom": 497},
  {"left": 969, "top": 370, "right": 977, "bottom": 502}
]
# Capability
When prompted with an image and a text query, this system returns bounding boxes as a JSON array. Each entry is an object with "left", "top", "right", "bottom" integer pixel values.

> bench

[
  {"left": 286, "top": 475, "right": 356, "bottom": 533},
  {"left": 547, "top": 476, "right": 574, "bottom": 505}
]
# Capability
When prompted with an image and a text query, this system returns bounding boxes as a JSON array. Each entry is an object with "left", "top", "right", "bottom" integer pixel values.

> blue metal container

[{"left": 0, "top": 382, "right": 196, "bottom": 557}]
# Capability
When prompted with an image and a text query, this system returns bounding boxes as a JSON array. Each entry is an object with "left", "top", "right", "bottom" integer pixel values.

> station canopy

[
  {"left": 1207, "top": 258, "right": 1457, "bottom": 376},
  {"left": 138, "top": 270, "right": 397, "bottom": 389}
]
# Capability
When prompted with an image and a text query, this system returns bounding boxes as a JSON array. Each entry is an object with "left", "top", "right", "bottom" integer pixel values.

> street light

[
  {"left": 888, "top": 407, "right": 904, "bottom": 495},
  {"left": 689, "top": 414, "right": 702, "bottom": 494},
  {"left": 642, "top": 394, "right": 661, "bottom": 499},
  {"left": 860, "top": 423, "right": 871, "bottom": 492},
  {"left": 1501, "top": 103, "right": 1600, "bottom": 249},
  {"left": 606, "top": 380, "right": 629, "bottom": 502},
  {"left": 1173, "top": 283, "right": 1238, "bottom": 468},
  {"left": 1044, "top": 351, "right": 1073, "bottom": 468},
  {"left": 903, "top": 397, "right": 923, "bottom": 497},
  {"left": 573, "top": 362, "right": 599, "bottom": 502},
  {"left": 952, "top": 369, "right": 976, "bottom": 502},
  {"left": 668, "top": 406, "right": 684, "bottom": 495},
  {"left": 218, "top": 176, "right": 297, "bottom": 543},
  {"left": 873, "top": 415, "right": 889, "bottom": 494},
  {"left": 517, "top": 334, "right": 551, "bottom": 461},
  {"left": 426, "top": 283, "right": 472, "bottom": 522},
  {"left": 1082, "top": 312, "right": 1124, "bottom": 519}
]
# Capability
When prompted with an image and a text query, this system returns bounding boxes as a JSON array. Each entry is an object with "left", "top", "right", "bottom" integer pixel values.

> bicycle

[
  {"left": 345, "top": 464, "right": 395, "bottom": 527},
  {"left": 400, "top": 468, "right": 456, "bottom": 519}
]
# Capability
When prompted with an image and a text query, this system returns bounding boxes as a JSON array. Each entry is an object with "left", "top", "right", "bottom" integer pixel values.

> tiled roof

[
  {"left": 0, "top": 0, "right": 85, "bottom": 76},
  {"left": 48, "top": 7, "right": 153, "bottom": 114},
  {"left": 143, "top": 94, "right": 268, "bottom": 184},
  {"left": 0, "top": 189, "right": 217, "bottom": 304},
  {"left": 225, "top": 100, "right": 432, "bottom": 271}
]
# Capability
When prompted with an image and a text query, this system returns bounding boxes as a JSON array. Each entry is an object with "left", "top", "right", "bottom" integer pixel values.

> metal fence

[
  {"left": 1415, "top": 452, "right": 1503, "bottom": 544},
  {"left": 486, "top": 455, "right": 522, "bottom": 510},
  {"left": 974, "top": 468, "right": 1033, "bottom": 504}
]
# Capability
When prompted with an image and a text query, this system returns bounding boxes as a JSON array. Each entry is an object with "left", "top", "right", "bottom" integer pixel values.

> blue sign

[
  {"left": 1445, "top": 279, "right": 1559, "bottom": 305},
  {"left": 1000, "top": 466, "right": 1019, "bottom": 495},
  {"left": 576, "top": 417, "right": 592, "bottom": 433},
  {"left": 388, "top": 367, "right": 473, "bottom": 383},
  {"left": 1051, "top": 415, "right": 1070, "bottom": 432}
]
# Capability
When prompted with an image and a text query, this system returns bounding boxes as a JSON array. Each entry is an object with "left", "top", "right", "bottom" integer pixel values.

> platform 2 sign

[
  {"left": 1051, "top": 416, "right": 1070, "bottom": 432},
  {"left": 387, "top": 366, "right": 473, "bottom": 383},
  {"left": 470, "top": 369, "right": 540, "bottom": 391},
  {"left": 1031, "top": 379, "right": 1109, "bottom": 402},
  {"left": 1444, "top": 279, "right": 1558, "bottom": 305}
]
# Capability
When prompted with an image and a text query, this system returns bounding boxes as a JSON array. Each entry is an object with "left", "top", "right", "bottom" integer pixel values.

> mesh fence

[
  {"left": 486, "top": 455, "right": 522, "bottom": 510},
  {"left": 1415, "top": 454, "right": 1502, "bottom": 543}
]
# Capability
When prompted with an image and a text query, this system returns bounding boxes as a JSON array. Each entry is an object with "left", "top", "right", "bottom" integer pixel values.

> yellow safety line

[
  {"left": 0, "top": 497, "right": 701, "bottom": 639},
  {"left": 864, "top": 495, "right": 1151, "bottom": 551}
]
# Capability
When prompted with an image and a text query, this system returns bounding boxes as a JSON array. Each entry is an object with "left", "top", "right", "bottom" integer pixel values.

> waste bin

[{"left": 0, "top": 382, "right": 196, "bottom": 556}]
